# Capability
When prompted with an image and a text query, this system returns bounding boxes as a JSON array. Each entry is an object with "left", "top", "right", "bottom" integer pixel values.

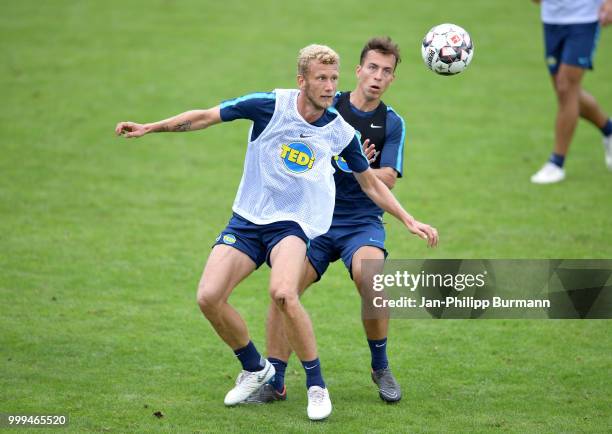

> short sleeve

[
  {"left": 379, "top": 108, "right": 406, "bottom": 177},
  {"left": 219, "top": 92, "right": 276, "bottom": 141},
  {"left": 219, "top": 92, "right": 276, "bottom": 123},
  {"left": 340, "top": 134, "right": 370, "bottom": 173}
]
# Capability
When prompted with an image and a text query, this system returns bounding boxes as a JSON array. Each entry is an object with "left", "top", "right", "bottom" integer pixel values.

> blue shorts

[
  {"left": 213, "top": 213, "right": 309, "bottom": 268},
  {"left": 307, "top": 219, "right": 388, "bottom": 281},
  {"left": 544, "top": 22, "right": 600, "bottom": 74}
]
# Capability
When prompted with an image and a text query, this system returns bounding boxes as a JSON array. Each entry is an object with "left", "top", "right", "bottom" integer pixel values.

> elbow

[
  {"left": 195, "top": 111, "right": 212, "bottom": 129},
  {"left": 380, "top": 174, "right": 396, "bottom": 190},
  {"left": 377, "top": 168, "right": 398, "bottom": 190}
]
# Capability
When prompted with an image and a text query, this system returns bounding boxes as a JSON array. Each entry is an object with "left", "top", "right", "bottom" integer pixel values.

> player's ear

[
  {"left": 297, "top": 74, "right": 305, "bottom": 88},
  {"left": 355, "top": 64, "right": 362, "bottom": 77}
]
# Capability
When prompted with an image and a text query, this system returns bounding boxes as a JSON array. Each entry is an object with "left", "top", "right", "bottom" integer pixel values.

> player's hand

[
  {"left": 362, "top": 139, "right": 377, "bottom": 164},
  {"left": 407, "top": 219, "right": 439, "bottom": 248},
  {"left": 115, "top": 121, "right": 147, "bottom": 138},
  {"left": 600, "top": 0, "right": 612, "bottom": 26}
]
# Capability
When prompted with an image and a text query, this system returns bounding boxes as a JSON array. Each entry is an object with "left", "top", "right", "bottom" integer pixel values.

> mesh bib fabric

[{"left": 232, "top": 89, "right": 356, "bottom": 239}]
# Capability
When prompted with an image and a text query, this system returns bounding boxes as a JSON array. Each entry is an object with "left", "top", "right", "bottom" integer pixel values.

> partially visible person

[{"left": 531, "top": 0, "right": 612, "bottom": 184}]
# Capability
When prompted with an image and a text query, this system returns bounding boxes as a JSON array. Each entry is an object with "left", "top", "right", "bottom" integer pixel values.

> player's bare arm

[
  {"left": 115, "top": 107, "right": 222, "bottom": 138},
  {"left": 361, "top": 140, "right": 398, "bottom": 189},
  {"left": 371, "top": 167, "right": 398, "bottom": 189},
  {"left": 601, "top": 0, "right": 612, "bottom": 25},
  {"left": 353, "top": 169, "right": 438, "bottom": 247}
]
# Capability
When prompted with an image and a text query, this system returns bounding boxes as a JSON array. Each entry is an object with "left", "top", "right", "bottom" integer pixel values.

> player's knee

[
  {"left": 555, "top": 76, "right": 580, "bottom": 100},
  {"left": 196, "top": 283, "right": 223, "bottom": 313},
  {"left": 555, "top": 81, "right": 571, "bottom": 98},
  {"left": 269, "top": 286, "right": 299, "bottom": 311}
]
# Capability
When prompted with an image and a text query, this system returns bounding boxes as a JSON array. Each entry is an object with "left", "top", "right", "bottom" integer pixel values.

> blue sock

[
  {"left": 268, "top": 358, "right": 287, "bottom": 393},
  {"left": 301, "top": 358, "right": 325, "bottom": 389},
  {"left": 549, "top": 153, "right": 565, "bottom": 168},
  {"left": 233, "top": 341, "right": 264, "bottom": 372},
  {"left": 368, "top": 337, "right": 389, "bottom": 371},
  {"left": 601, "top": 118, "right": 612, "bottom": 137}
]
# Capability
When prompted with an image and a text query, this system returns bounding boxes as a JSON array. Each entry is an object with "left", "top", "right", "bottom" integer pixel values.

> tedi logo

[
  {"left": 222, "top": 234, "right": 236, "bottom": 245},
  {"left": 280, "top": 142, "right": 315, "bottom": 173},
  {"left": 333, "top": 155, "right": 352, "bottom": 173}
]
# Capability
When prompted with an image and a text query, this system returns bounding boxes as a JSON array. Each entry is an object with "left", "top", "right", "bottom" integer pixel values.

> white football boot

[
  {"left": 530, "top": 162, "right": 565, "bottom": 184},
  {"left": 603, "top": 134, "right": 612, "bottom": 171},
  {"left": 224, "top": 359, "right": 275, "bottom": 406},
  {"left": 306, "top": 386, "right": 332, "bottom": 421}
]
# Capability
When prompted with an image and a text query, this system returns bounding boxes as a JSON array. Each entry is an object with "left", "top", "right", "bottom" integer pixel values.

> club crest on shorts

[{"left": 280, "top": 142, "right": 315, "bottom": 173}]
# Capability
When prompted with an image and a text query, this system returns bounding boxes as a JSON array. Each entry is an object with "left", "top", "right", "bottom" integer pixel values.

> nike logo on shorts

[{"left": 370, "top": 123, "right": 383, "bottom": 129}]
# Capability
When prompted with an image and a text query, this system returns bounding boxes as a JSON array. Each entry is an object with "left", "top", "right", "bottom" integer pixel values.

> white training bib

[
  {"left": 232, "top": 88, "right": 356, "bottom": 239},
  {"left": 541, "top": 0, "right": 603, "bottom": 24}
]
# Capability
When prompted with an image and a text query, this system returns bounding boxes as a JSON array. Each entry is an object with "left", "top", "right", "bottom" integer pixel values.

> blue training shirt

[
  {"left": 219, "top": 91, "right": 369, "bottom": 172},
  {"left": 331, "top": 94, "right": 406, "bottom": 223}
]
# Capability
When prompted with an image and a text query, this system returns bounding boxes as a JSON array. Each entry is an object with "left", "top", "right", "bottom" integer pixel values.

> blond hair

[{"left": 297, "top": 44, "right": 340, "bottom": 75}]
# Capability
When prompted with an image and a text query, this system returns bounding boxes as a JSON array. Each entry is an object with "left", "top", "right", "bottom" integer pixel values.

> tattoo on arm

[{"left": 173, "top": 120, "right": 192, "bottom": 132}]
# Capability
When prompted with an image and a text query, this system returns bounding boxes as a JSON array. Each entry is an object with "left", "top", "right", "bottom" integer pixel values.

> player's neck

[
  {"left": 297, "top": 94, "right": 325, "bottom": 123},
  {"left": 349, "top": 89, "right": 381, "bottom": 113}
]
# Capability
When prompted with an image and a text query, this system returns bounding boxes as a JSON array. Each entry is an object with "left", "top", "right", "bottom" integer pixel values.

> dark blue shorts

[
  {"left": 307, "top": 219, "right": 388, "bottom": 281},
  {"left": 544, "top": 21, "right": 600, "bottom": 74},
  {"left": 213, "top": 213, "right": 309, "bottom": 268}
]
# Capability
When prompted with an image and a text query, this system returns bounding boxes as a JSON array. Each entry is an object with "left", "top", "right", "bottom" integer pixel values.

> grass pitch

[{"left": 1, "top": 1, "right": 611, "bottom": 432}]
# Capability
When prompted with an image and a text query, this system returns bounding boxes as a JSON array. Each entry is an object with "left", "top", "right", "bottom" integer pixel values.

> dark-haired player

[{"left": 251, "top": 37, "right": 412, "bottom": 404}]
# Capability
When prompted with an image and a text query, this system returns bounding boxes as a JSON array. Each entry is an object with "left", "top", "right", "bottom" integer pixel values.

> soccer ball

[{"left": 421, "top": 23, "right": 473, "bottom": 75}]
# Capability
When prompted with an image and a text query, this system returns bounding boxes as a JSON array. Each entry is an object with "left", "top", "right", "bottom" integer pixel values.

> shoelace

[
  {"left": 374, "top": 368, "right": 389, "bottom": 378},
  {"left": 309, "top": 388, "right": 326, "bottom": 403},
  {"left": 374, "top": 369, "right": 394, "bottom": 386}
]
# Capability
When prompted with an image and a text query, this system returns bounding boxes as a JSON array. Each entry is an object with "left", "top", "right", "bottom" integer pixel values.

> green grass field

[{"left": 2, "top": 1, "right": 611, "bottom": 432}]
